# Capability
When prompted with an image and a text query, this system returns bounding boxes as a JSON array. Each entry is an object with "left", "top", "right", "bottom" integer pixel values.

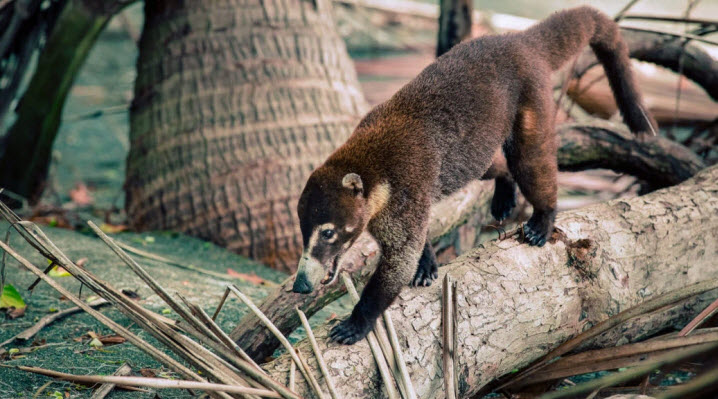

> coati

[{"left": 292, "top": 6, "right": 657, "bottom": 344}]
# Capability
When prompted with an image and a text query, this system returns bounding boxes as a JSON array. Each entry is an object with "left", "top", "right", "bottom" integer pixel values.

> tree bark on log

[
  {"left": 259, "top": 163, "right": 718, "bottom": 398},
  {"left": 231, "top": 122, "right": 705, "bottom": 360}
]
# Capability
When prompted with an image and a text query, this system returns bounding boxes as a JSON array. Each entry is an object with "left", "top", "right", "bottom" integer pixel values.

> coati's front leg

[
  {"left": 411, "top": 240, "right": 439, "bottom": 287},
  {"left": 330, "top": 225, "right": 424, "bottom": 345},
  {"left": 491, "top": 176, "right": 517, "bottom": 222}
]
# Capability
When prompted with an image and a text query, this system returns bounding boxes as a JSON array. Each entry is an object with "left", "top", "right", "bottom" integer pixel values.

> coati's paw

[
  {"left": 329, "top": 316, "right": 372, "bottom": 345},
  {"left": 522, "top": 210, "right": 556, "bottom": 247},
  {"left": 491, "top": 180, "right": 517, "bottom": 222},
  {"left": 411, "top": 259, "right": 438, "bottom": 287}
]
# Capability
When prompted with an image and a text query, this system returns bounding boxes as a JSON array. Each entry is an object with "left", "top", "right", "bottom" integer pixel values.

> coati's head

[{"left": 292, "top": 167, "right": 387, "bottom": 294}]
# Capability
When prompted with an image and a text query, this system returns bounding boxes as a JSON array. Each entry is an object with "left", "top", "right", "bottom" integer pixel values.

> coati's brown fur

[{"left": 292, "top": 6, "right": 657, "bottom": 344}]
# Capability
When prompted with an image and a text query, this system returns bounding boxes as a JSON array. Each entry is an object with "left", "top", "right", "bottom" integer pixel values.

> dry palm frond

[{"left": 0, "top": 199, "right": 301, "bottom": 399}]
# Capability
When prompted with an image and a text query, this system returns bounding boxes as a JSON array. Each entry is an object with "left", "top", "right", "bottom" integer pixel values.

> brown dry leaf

[
  {"left": 226, "top": 269, "right": 271, "bottom": 286},
  {"left": 6, "top": 307, "right": 25, "bottom": 319},
  {"left": 29, "top": 215, "right": 71, "bottom": 229},
  {"left": 99, "top": 223, "right": 128, "bottom": 234},
  {"left": 98, "top": 334, "right": 126, "bottom": 346},
  {"left": 69, "top": 183, "right": 93, "bottom": 206},
  {"left": 139, "top": 368, "right": 157, "bottom": 378}
]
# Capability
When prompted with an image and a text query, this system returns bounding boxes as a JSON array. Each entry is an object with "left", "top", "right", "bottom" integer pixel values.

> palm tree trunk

[{"left": 126, "top": 0, "right": 368, "bottom": 272}]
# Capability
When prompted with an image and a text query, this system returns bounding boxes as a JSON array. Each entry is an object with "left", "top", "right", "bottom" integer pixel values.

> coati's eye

[{"left": 321, "top": 229, "right": 335, "bottom": 240}]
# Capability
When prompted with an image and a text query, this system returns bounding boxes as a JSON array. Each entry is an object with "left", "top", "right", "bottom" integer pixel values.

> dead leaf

[
  {"left": 6, "top": 307, "right": 25, "bottom": 319},
  {"left": 75, "top": 258, "right": 88, "bottom": 267},
  {"left": 100, "top": 223, "right": 128, "bottom": 234},
  {"left": 140, "top": 368, "right": 157, "bottom": 378},
  {"left": 98, "top": 334, "right": 126, "bottom": 346},
  {"left": 69, "top": 183, "right": 93, "bottom": 206},
  {"left": 226, "top": 269, "right": 271, "bottom": 286}
]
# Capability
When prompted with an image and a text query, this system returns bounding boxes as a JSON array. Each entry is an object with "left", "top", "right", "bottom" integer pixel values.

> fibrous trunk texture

[
  {"left": 259, "top": 164, "right": 718, "bottom": 398},
  {"left": 231, "top": 122, "right": 705, "bottom": 361},
  {"left": 126, "top": 0, "right": 367, "bottom": 272},
  {"left": 436, "top": 0, "right": 472, "bottom": 57},
  {"left": 0, "top": 0, "right": 126, "bottom": 204}
]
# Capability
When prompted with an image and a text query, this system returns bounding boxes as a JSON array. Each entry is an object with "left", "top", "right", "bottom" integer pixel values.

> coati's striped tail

[{"left": 523, "top": 6, "right": 657, "bottom": 135}]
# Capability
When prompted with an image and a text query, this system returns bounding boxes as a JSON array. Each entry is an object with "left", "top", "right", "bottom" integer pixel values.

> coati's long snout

[{"left": 292, "top": 253, "right": 340, "bottom": 294}]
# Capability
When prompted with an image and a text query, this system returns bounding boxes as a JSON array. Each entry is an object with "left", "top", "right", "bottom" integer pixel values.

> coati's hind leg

[
  {"left": 491, "top": 176, "right": 517, "bottom": 222},
  {"left": 411, "top": 239, "right": 438, "bottom": 287},
  {"left": 505, "top": 101, "right": 558, "bottom": 247},
  {"left": 482, "top": 150, "right": 517, "bottom": 222}
]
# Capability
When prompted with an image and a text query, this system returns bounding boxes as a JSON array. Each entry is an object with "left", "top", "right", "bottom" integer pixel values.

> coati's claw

[
  {"left": 411, "top": 259, "right": 438, "bottom": 287},
  {"left": 329, "top": 316, "right": 371, "bottom": 345},
  {"left": 522, "top": 215, "right": 553, "bottom": 247}
]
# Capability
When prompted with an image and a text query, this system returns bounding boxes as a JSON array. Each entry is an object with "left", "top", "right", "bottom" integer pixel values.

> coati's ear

[{"left": 342, "top": 173, "right": 363, "bottom": 195}]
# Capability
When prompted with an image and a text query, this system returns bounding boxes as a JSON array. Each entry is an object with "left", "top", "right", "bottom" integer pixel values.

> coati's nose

[{"left": 292, "top": 273, "right": 314, "bottom": 294}]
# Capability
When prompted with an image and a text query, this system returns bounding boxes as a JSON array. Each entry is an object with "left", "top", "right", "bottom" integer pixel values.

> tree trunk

[
  {"left": 231, "top": 122, "right": 705, "bottom": 361},
  {"left": 260, "top": 163, "right": 718, "bottom": 398},
  {"left": 436, "top": 0, "right": 472, "bottom": 57},
  {"left": 126, "top": 0, "right": 368, "bottom": 272},
  {"left": 0, "top": 0, "right": 126, "bottom": 204}
]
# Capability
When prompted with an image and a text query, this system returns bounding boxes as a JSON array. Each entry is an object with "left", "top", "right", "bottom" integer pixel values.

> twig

[
  {"left": 621, "top": 15, "right": 718, "bottom": 25},
  {"left": 228, "top": 285, "right": 325, "bottom": 399},
  {"left": 296, "top": 349, "right": 327, "bottom": 399},
  {"left": 619, "top": 25, "right": 718, "bottom": 46},
  {"left": 341, "top": 273, "right": 400, "bottom": 399},
  {"left": 90, "top": 363, "right": 132, "bottom": 399},
  {"left": 87, "top": 221, "right": 222, "bottom": 343},
  {"left": 289, "top": 361, "right": 296, "bottom": 392},
  {"left": 0, "top": 298, "right": 108, "bottom": 349},
  {"left": 613, "top": 0, "right": 641, "bottom": 21},
  {"left": 539, "top": 342, "right": 718, "bottom": 399},
  {"left": 452, "top": 280, "right": 459, "bottom": 395},
  {"left": 657, "top": 361, "right": 718, "bottom": 399},
  {"left": 296, "top": 307, "right": 340, "bottom": 399},
  {"left": 373, "top": 314, "right": 402, "bottom": 393},
  {"left": 499, "top": 277, "right": 718, "bottom": 390},
  {"left": 7, "top": 365, "right": 281, "bottom": 398},
  {"left": 442, "top": 275, "right": 457, "bottom": 399},
  {"left": 1, "top": 228, "right": 8, "bottom": 297},
  {"left": 212, "top": 286, "right": 231, "bottom": 321},
  {"left": 679, "top": 296, "right": 718, "bottom": 336},
  {"left": 112, "top": 238, "right": 276, "bottom": 286},
  {"left": 178, "top": 294, "right": 267, "bottom": 377},
  {"left": 383, "top": 311, "right": 417, "bottom": 399},
  {"left": 0, "top": 239, "right": 213, "bottom": 395},
  {"left": 32, "top": 381, "right": 53, "bottom": 399},
  {"left": 517, "top": 329, "right": 718, "bottom": 386}
]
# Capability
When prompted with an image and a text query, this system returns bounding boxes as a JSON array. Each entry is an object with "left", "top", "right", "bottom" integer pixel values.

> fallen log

[
  {"left": 259, "top": 164, "right": 718, "bottom": 398},
  {"left": 230, "top": 122, "right": 705, "bottom": 361}
]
